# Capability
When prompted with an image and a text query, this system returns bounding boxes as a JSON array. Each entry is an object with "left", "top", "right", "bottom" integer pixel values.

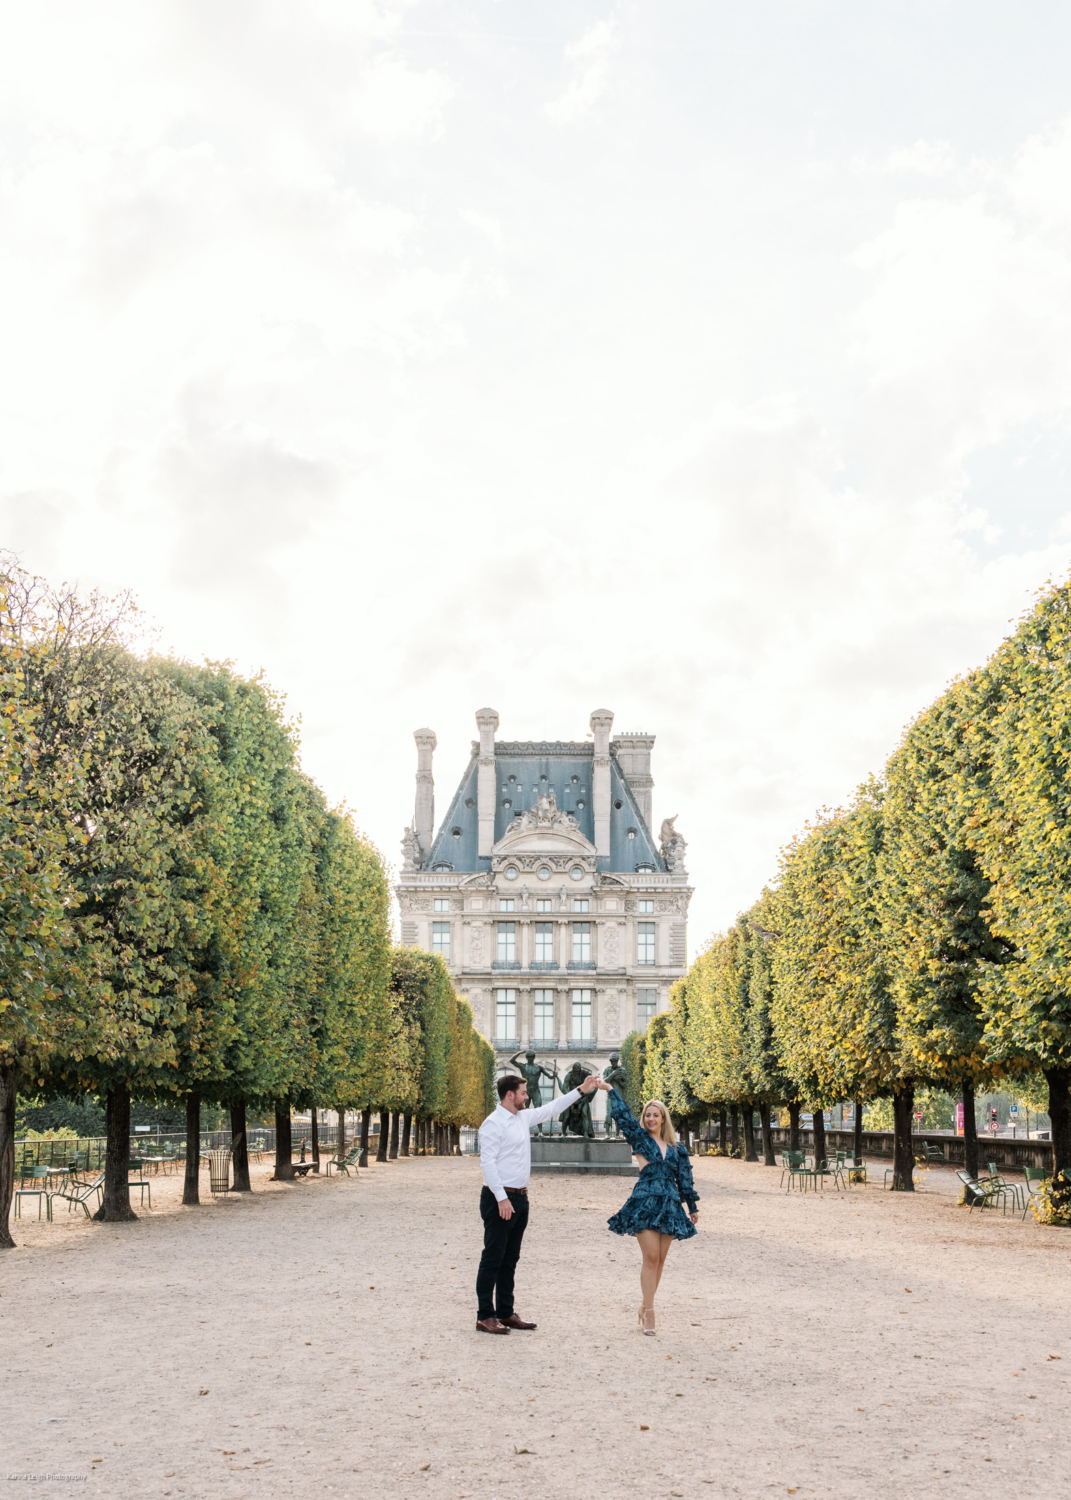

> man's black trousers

[{"left": 476, "top": 1186, "right": 529, "bottom": 1321}]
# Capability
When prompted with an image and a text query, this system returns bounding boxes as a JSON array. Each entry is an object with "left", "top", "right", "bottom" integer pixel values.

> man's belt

[{"left": 504, "top": 1186, "right": 528, "bottom": 1195}]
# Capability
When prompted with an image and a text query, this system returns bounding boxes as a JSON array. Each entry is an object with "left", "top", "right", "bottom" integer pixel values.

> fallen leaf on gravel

[
  {"left": 1048, "top": 1355, "right": 1061, "bottom": 1360},
  {"left": 199, "top": 1389, "right": 209, "bottom": 1396},
  {"left": 640, "top": 1425, "right": 649, "bottom": 1431},
  {"left": 420, "top": 1464, "right": 431, "bottom": 1471},
  {"left": 513, "top": 1446, "right": 535, "bottom": 1455}
]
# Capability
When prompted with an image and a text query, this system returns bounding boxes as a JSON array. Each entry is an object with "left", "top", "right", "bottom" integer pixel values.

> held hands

[{"left": 578, "top": 1075, "right": 613, "bottom": 1094}]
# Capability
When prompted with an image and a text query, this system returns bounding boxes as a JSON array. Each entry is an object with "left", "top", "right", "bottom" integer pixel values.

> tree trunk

[
  {"left": 182, "top": 1092, "right": 201, "bottom": 1205},
  {"left": 812, "top": 1106, "right": 827, "bottom": 1171},
  {"left": 962, "top": 1077, "right": 979, "bottom": 1181},
  {"left": 376, "top": 1109, "right": 389, "bottom": 1163},
  {"left": 94, "top": 1084, "right": 137, "bottom": 1222},
  {"left": 729, "top": 1106, "right": 740, "bottom": 1157},
  {"left": 337, "top": 1107, "right": 346, "bottom": 1163},
  {"left": 718, "top": 1107, "right": 727, "bottom": 1153},
  {"left": 788, "top": 1101, "right": 801, "bottom": 1153},
  {"left": 401, "top": 1113, "right": 412, "bottom": 1157},
  {"left": 230, "top": 1100, "right": 251, "bottom": 1192},
  {"left": 853, "top": 1097, "right": 863, "bottom": 1161},
  {"left": 359, "top": 1108, "right": 371, "bottom": 1168},
  {"left": 389, "top": 1112, "right": 400, "bottom": 1160},
  {"left": 1046, "top": 1066, "right": 1071, "bottom": 1213},
  {"left": 742, "top": 1104, "right": 758, "bottom": 1162},
  {"left": 891, "top": 1085, "right": 915, "bottom": 1191},
  {"left": 759, "top": 1102, "right": 775, "bottom": 1166},
  {"left": 274, "top": 1101, "right": 295, "bottom": 1181},
  {"left": 310, "top": 1107, "right": 320, "bottom": 1172},
  {"left": 0, "top": 1062, "right": 16, "bottom": 1249}
]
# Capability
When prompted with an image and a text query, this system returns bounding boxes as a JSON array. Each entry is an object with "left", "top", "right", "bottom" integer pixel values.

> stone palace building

[{"left": 395, "top": 708, "right": 692, "bottom": 1121}]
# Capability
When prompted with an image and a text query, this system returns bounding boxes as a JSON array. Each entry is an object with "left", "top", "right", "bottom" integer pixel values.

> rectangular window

[
  {"left": 533, "top": 989, "right": 555, "bottom": 1041},
  {"left": 636, "top": 987, "right": 657, "bottom": 1026},
  {"left": 497, "top": 922, "right": 516, "bottom": 963},
  {"left": 431, "top": 921, "right": 451, "bottom": 960},
  {"left": 498, "top": 898, "right": 515, "bottom": 912},
  {"left": 572, "top": 922, "right": 591, "bottom": 964},
  {"left": 572, "top": 898, "right": 589, "bottom": 913},
  {"left": 536, "top": 898, "right": 552, "bottom": 913},
  {"left": 571, "top": 989, "right": 592, "bottom": 1040},
  {"left": 639, "top": 899, "right": 654, "bottom": 913},
  {"left": 434, "top": 898, "right": 449, "bottom": 913},
  {"left": 534, "top": 923, "right": 555, "bottom": 964},
  {"left": 637, "top": 922, "right": 656, "bottom": 966},
  {"left": 495, "top": 989, "right": 517, "bottom": 1040}
]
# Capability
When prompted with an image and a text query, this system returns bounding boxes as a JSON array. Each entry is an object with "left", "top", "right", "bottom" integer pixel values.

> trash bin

[{"left": 206, "top": 1149, "right": 232, "bottom": 1194}]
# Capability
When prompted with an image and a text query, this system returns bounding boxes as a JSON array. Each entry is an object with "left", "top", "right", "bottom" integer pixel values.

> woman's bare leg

[
  {"left": 636, "top": 1230, "right": 662, "bottom": 1309},
  {"left": 653, "top": 1233, "right": 673, "bottom": 1294}
]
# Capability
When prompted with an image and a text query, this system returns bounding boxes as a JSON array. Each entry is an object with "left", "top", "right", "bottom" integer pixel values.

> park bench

[{"left": 291, "top": 1160, "right": 317, "bottom": 1177}]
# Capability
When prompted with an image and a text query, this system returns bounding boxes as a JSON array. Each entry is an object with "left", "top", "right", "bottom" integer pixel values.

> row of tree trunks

[{"left": 310, "top": 1106, "right": 320, "bottom": 1170}]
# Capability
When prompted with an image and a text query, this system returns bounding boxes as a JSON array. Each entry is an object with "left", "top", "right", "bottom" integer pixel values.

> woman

[{"left": 599, "top": 1083, "right": 699, "bottom": 1335}]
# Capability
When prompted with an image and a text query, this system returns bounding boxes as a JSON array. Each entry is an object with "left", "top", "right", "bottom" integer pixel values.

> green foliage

[{"left": 619, "top": 1031, "right": 646, "bottom": 1115}]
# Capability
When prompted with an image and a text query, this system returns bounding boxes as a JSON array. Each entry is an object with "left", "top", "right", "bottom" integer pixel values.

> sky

[{"left": 4, "top": 1, "right": 1071, "bottom": 952}]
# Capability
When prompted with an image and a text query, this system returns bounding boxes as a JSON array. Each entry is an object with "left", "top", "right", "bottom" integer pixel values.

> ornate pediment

[{"left": 492, "top": 789, "right": 596, "bottom": 858}]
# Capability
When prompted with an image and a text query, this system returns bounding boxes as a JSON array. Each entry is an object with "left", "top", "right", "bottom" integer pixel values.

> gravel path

[{"left": 2, "top": 1152, "right": 1069, "bottom": 1499}]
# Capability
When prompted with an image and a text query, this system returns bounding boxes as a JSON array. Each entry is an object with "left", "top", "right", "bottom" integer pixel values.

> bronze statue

[
  {"left": 559, "top": 1060, "right": 596, "bottom": 1138},
  {"left": 602, "top": 1052, "right": 627, "bottom": 1135},
  {"left": 508, "top": 1051, "right": 557, "bottom": 1135}
]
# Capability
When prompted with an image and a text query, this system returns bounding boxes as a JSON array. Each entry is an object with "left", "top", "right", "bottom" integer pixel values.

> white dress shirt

[{"left": 478, "top": 1090, "right": 583, "bottom": 1201}]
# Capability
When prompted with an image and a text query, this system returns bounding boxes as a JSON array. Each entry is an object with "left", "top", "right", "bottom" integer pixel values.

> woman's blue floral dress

[{"left": 606, "top": 1090, "right": 699, "bottom": 1240}]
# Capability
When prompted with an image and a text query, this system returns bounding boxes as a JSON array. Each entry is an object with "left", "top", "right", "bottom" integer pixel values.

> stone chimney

[
  {"left": 475, "top": 707, "right": 500, "bottom": 857},
  {"left": 612, "top": 732, "right": 655, "bottom": 828},
  {"left": 413, "top": 728, "right": 437, "bottom": 859},
  {"left": 590, "top": 708, "right": 614, "bottom": 857}
]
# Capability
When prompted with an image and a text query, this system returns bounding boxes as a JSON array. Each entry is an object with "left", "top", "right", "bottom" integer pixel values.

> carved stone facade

[{"left": 394, "top": 709, "right": 693, "bottom": 1122}]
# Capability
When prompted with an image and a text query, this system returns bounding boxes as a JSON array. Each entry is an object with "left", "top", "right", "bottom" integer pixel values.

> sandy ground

[{"left": 2, "top": 1151, "right": 1069, "bottom": 1500}]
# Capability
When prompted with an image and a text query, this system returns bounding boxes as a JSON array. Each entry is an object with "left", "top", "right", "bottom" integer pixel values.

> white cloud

[
  {"left": 886, "top": 139, "right": 955, "bottom": 176},
  {"left": 546, "top": 20, "right": 617, "bottom": 125}
]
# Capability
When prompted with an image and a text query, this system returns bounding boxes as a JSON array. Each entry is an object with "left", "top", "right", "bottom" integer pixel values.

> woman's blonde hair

[{"left": 641, "top": 1099, "right": 677, "bottom": 1146}]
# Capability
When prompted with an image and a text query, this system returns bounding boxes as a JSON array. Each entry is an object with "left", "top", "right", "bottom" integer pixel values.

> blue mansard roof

[{"left": 424, "top": 741, "right": 664, "bottom": 874}]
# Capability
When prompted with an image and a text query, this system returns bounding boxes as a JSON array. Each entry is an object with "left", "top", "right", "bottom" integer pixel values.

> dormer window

[
  {"left": 502, "top": 798, "right": 512, "bottom": 808},
  {"left": 451, "top": 826, "right": 462, "bottom": 839},
  {"left": 614, "top": 799, "right": 623, "bottom": 810}
]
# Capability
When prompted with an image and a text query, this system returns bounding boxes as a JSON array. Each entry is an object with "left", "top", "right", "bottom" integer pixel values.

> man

[{"left": 475, "top": 1069, "right": 600, "bottom": 1334}]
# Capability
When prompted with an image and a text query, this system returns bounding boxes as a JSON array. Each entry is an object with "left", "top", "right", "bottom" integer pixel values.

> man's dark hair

[{"left": 497, "top": 1074, "right": 525, "bottom": 1101}]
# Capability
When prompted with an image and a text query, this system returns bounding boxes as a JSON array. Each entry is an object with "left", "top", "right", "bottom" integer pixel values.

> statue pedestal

[{"left": 529, "top": 1138, "right": 639, "bottom": 1178}]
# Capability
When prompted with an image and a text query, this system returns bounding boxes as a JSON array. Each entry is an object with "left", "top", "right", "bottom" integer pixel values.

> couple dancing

[{"left": 476, "top": 1069, "right": 699, "bottom": 1337}]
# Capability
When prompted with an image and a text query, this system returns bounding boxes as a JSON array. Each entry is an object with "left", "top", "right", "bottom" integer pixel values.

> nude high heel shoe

[{"left": 641, "top": 1307, "right": 656, "bottom": 1336}]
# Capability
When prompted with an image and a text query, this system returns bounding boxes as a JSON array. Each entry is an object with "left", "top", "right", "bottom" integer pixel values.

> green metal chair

[
  {"left": 1021, "top": 1166, "right": 1049, "bottom": 1220},
  {"left": 326, "top": 1145, "right": 361, "bottom": 1177},
  {"left": 985, "top": 1161, "right": 1025, "bottom": 1213},
  {"left": 13, "top": 1185, "right": 51, "bottom": 1220},
  {"left": 50, "top": 1173, "right": 105, "bottom": 1218},
  {"left": 916, "top": 1142, "right": 945, "bottom": 1166},
  {"left": 782, "top": 1150, "right": 815, "bottom": 1192}
]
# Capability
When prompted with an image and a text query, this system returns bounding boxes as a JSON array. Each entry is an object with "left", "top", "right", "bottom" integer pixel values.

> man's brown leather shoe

[
  {"left": 476, "top": 1317, "right": 510, "bottom": 1335},
  {"left": 499, "top": 1314, "right": 537, "bottom": 1330}
]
